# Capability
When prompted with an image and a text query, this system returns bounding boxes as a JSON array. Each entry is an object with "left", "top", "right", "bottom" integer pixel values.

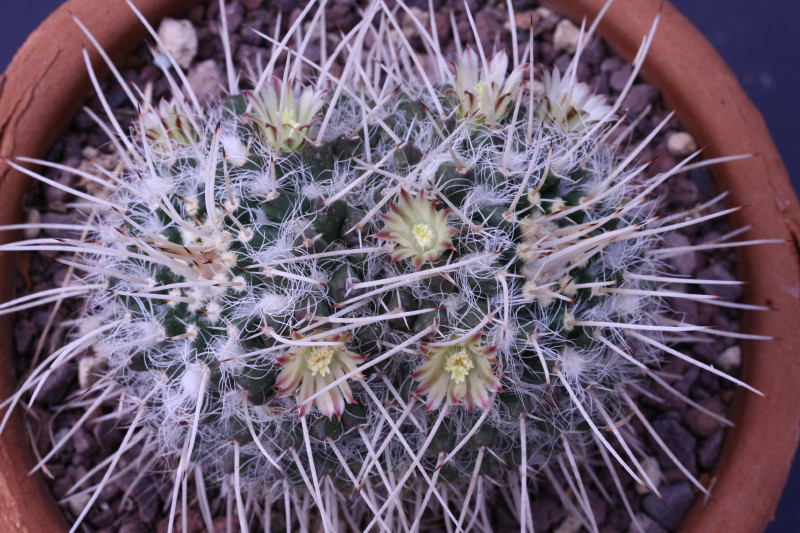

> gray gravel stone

[
  {"left": 600, "top": 56, "right": 624, "bottom": 73},
  {"left": 624, "top": 84, "right": 659, "bottom": 113},
  {"left": 651, "top": 418, "right": 698, "bottom": 476},
  {"left": 589, "top": 73, "right": 609, "bottom": 95},
  {"left": 609, "top": 64, "right": 633, "bottom": 91},
  {"left": 669, "top": 297, "right": 699, "bottom": 326},
  {"left": 581, "top": 37, "right": 605, "bottom": 65},
  {"left": 674, "top": 365, "right": 700, "bottom": 397},
  {"left": 683, "top": 397, "right": 726, "bottom": 437},
  {"left": 44, "top": 173, "right": 76, "bottom": 209},
  {"left": 119, "top": 522, "right": 149, "bottom": 533},
  {"left": 13, "top": 318, "right": 36, "bottom": 354},
  {"left": 664, "top": 232, "right": 698, "bottom": 276},
  {"left": 718, "top": 345, "right": 742, "bottom": 371},
  {"left": 35, "top": 360, "right": 77, "bottom": 405},
  {"left": 41, "top": 212, "right": 82, "bottom": 239},
  {"left": 628, "top": 513, "right": 668, "bottom": 533},
  {"left": 697, "top": 262, "right": 742, "bottom": 300},
  {"left": 670, "top": 175, "right": 700, "bottom": 208},
  {"left": 588, "top": 487, "right": 608, "bottom": 526},
  {"left": 698, "top": 428, "right": 725, "bottom": 469},
  {"left": 553, "top": 18, "right": 581, "bottom": 53},
  {"left": 474, "top": 9, "right": 506, "bottom": 47},
  {"left": 531, "top": 491, "right": 567, "bottom": 531},
  {"left": 642, "top": 483, "right": 695, "bottom": 530},
  {"left": 72, "top": 427, "right": 98, "bottom": 455}
]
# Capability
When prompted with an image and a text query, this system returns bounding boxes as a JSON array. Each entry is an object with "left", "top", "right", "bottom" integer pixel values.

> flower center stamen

[
  {"left": 307, "top": 346, "right": 335, "bottom": 376},
  {"left": 412, "top": 223, "right": 436, "bottom": 251},
  {"left": 444, "top": 349, "right": 474, "bottom": 383},
  {"left": 474, "top": 80, "right": 487, "bottom": 100},
  {"left": 282, "top": 108, "right": 301, "bottom": 130}
]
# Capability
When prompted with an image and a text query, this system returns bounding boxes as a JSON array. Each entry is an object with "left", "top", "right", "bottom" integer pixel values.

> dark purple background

[{"left": 2, "top": 1, "right": 798, "bottom": 531}]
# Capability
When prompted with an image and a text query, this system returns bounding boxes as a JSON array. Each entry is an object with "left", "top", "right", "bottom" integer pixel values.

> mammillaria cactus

[{"left": 0, "top": 1, "right": 775, "bottom": 532}]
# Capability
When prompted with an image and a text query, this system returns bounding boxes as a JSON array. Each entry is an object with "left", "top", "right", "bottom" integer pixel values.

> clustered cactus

[{"left": 0, "top": 1, "right": 771, "bottom": 532}]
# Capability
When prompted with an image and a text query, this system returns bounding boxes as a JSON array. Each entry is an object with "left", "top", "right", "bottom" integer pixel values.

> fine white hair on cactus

[{"left": 0, "top": 0, "right": 782, "bottom": 532}]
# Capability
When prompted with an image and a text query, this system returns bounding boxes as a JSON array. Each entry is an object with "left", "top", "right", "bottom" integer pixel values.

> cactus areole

[{"left": 1, "top": 0, "right": 799, "bottom": 532}]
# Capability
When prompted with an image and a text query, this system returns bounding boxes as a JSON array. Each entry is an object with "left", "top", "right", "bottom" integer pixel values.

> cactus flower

[
  {"left": 376, "top": 189, "right": 456, "bottom": 269},
  {"left": 275, "top": 332, "right": 364, "bottom": 418},
  {"left": 451, "top": 47, "right": 526, "bottom": 125},
  {"left": 413, "top": 334, "right": 501, "bottom": 411},
  {"left": 140, "top": 99, "right": 198, "bottom": 151},
  {"left": 538, "top": 67, "right": 612, "bottom": 131},
  {"left": 245, "top": 77, "right": 323, "bottom": 152}
]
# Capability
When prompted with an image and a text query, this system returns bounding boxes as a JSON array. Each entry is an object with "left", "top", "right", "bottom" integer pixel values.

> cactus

[{"left": 0, "top": 1, "right": 774, "bottom": 532}]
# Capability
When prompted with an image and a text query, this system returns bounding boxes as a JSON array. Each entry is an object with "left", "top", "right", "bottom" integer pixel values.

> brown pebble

[
  {"left": 609, "top": 64, "right": 633, "bottom": 91},
  {"left": 670, "top": 175, "right": 700, "bottom": 207},
  {"left": 36, "top": 361, "right": 77, "bottom": 406},
  {"left": 683, "top": 397, "right": 726, "bottom": 437},
  {"left": 514, "top": 10, "right": 541, "bottom": 30},
  {"left": 474, "top": 10, "right": 507, "bottom": 53},
  {"left": 600, "top": 56, "right": 623, "bottom": 73},
  {"left": 698, "top": 429, "right": 725, "bottom": 469},
  {"left": 642, "top": 483, "right": 695, "bottom": 530},
  {"left": 624, "top": 83, "right": 659, "bottom": 113},
  {"left": 650, "top": 418, "right": 698, "bottom": 476}
]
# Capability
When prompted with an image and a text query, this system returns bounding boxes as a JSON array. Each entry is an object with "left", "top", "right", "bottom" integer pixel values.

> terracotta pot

[{"left": 0, "top": 0, "right": 797, "bottom": 531}]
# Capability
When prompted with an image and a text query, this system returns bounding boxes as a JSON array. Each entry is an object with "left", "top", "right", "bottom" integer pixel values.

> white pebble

[
  {"left": 666, "top": 131, "right": 699, "bottom": 157},
  {"left": 78, "top": 355, "right": 105, "bottom": 389},
  {"left": 718, "top": 345, "right": 742, "bottom": 371},
  {"left": 157, "top": 18, "right": 198, "bottom": 70},
  {"left": 24, "top": 209, "right": 41, "bottom": 240},
  {"left": 635, "top": 455, "right": 663, "bottom": 494},
  {"left": 554, "top": 19, "right": 581, "bottom": 54},
  {"left": 68, "top": 492, "right": 91, "bottom": 518}
]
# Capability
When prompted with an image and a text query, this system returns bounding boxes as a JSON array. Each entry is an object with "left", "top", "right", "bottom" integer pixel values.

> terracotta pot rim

[{"left": 1, "top": 0, "right": 798, "bottom": 532}]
